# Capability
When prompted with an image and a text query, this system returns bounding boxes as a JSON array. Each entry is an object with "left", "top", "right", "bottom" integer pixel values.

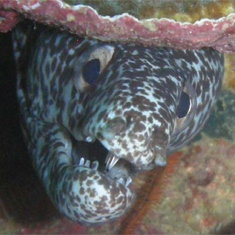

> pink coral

[{"left": 0, "top": 0, "right": 235, "bottom": 52}]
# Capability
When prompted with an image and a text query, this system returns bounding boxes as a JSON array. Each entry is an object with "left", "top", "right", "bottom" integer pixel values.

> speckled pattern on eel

[{"left": 12, "top": 21, "right": 224, "bottom": 224}]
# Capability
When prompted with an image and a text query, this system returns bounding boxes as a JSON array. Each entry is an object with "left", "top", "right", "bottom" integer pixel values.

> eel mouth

[{"left": 72, "top": 139, "right": 137, "bottom": 187}]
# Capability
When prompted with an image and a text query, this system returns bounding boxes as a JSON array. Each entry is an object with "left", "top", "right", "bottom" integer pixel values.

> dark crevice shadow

[
  {"left": 214, "top": 221, "right": 235, "bottom": 234},
  {"left": 0, "top": 31, "right": 59, "bottom": 225}
]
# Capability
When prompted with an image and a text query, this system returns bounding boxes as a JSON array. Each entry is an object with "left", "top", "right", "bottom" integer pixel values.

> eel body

[{"left": 12, "top": 22, "right": 224, "bottom": 224}]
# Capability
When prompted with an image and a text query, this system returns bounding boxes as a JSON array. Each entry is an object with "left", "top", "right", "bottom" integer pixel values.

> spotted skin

[{"left": 12, "top": 22, "right": 224, "bottom": 224}]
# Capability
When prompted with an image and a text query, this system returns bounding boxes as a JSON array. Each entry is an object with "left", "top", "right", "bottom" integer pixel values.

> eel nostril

[
  {"left": 101, "top": 117, "right": 127, "bottom": 140},
  {"left": 154, "top": 152, "right": 167, "bottom": 166},
  {"left": 150, "top": 129, "right": 168, "bottom": 167}
]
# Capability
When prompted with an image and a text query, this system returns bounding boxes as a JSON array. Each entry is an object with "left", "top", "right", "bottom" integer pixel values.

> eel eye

[
  {"left": 82, "top": 59, "right": 101, "bottom": 84},
  {"left": 75, "top": 44, "right": 115, "bottom": 91},
  {"left": 173, "top": 81, "right": 197, "bottom": 135},
  {"left": 176, "top": 91, "right": 190, "bottom": 118}
]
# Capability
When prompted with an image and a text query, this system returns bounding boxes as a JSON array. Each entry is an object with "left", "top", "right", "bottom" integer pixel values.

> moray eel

[{"left": 12, "top": 21, "right": 224, "bottom": 224}]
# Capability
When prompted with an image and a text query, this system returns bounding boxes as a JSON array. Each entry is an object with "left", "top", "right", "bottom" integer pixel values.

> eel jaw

[
  {"left": 53, "top": 138, "right": 135, "bottom": 224},
  {"left": 105, "top": 152, "right": 134, "bottom": 186},
  {"left": 72, "top": 139, "right": 136, "bottom": 187}
]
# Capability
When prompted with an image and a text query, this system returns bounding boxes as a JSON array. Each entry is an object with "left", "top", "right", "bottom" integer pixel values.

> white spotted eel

[{"left": 12, "top": 21, "right": 224, "bottom": 224}]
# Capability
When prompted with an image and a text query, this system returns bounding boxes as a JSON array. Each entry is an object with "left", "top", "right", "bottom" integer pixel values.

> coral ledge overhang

[{"left": 0, "top": 0, "right": 235, "bottom": 53}]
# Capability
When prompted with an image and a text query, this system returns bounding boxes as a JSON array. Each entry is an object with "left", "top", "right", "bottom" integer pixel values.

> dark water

[{"left": 0, "top": 31, "right": 58, "bottom": 224}]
